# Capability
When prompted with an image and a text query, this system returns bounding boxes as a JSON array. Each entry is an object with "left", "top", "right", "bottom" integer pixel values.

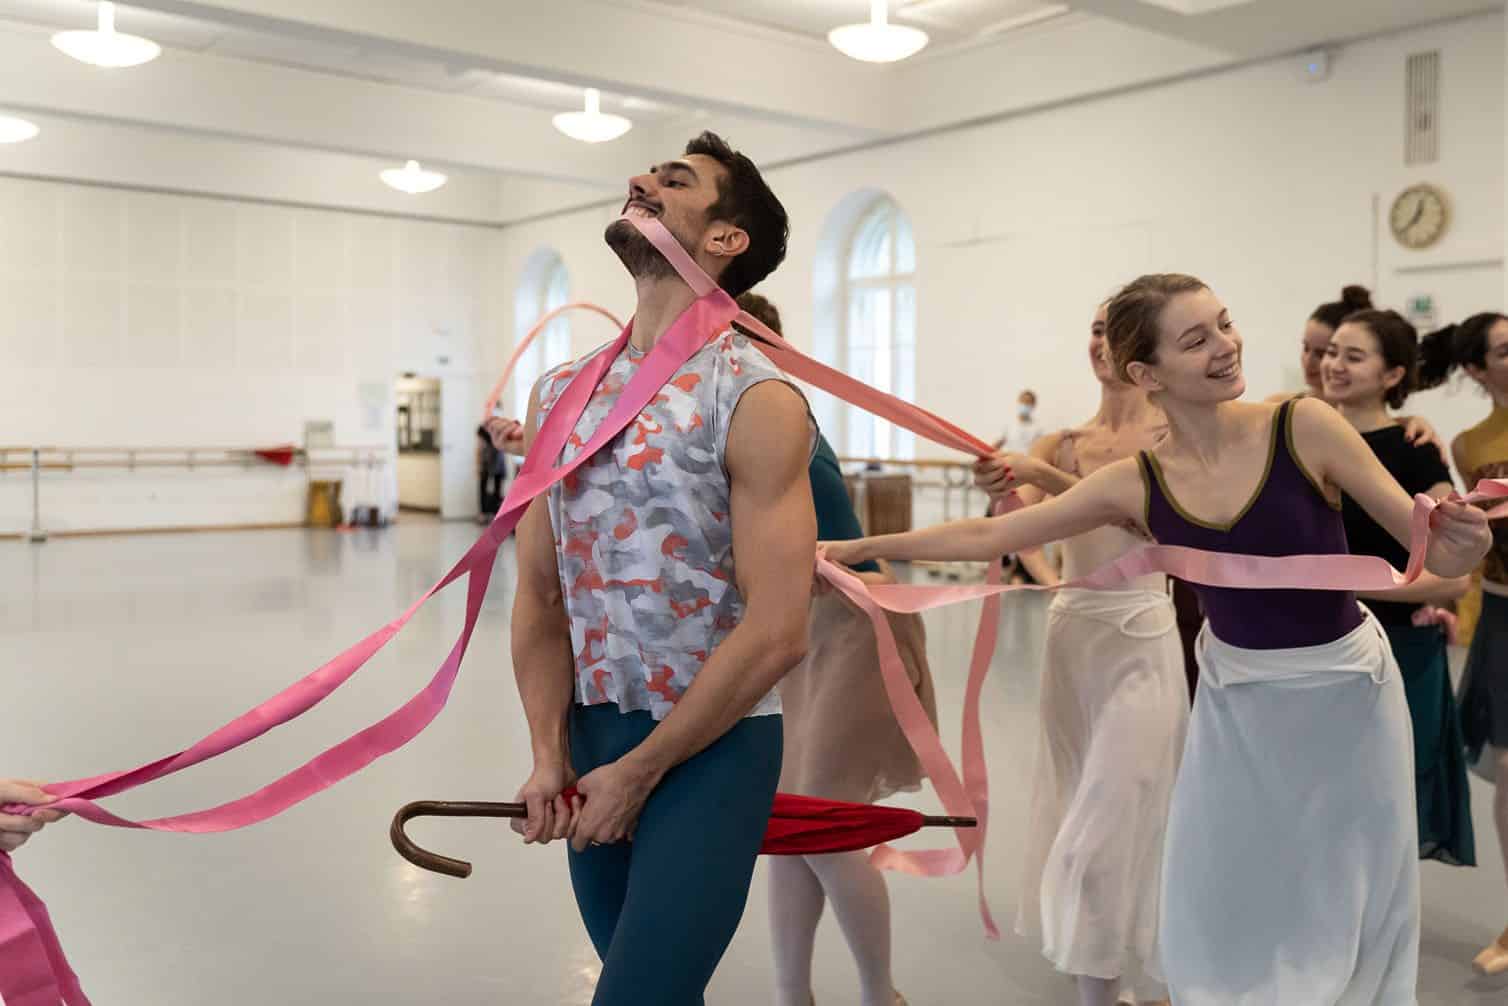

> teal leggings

[{"left": 567, "top": 703, "right": 782, "bottom": 1006}]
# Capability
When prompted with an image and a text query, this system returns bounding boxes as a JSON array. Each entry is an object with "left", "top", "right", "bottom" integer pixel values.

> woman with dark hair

[
  {"left": 1269, "top": 286, "right": 1445, "bottom": 454},
  {"left": 738, "top": 291, "right": 928, "bottom": 1006},
  {"left": 1300, "top": 285, "right": 1377, "bottom": 396},
  {"left": 823, "top": 274, "right": 1491, "bottom": 1004},
  {"left": 1422, "top": 311, "right": 1508, "bottom": 974},
  {"left": 1321, "top": 309, "right": 1475, "bottom": 868}
]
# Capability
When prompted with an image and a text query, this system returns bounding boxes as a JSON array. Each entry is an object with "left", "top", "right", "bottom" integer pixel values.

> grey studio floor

[{"left": 6, "top": 519, "right": 1508, "bottom": 1006}]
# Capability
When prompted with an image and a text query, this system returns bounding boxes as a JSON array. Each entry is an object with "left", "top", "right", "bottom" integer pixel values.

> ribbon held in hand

[{"left": 480, "top": 302, "right": 624, "bottom": 422}]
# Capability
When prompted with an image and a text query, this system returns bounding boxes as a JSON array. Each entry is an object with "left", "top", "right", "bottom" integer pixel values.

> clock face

[{"left": 1390, "top": 184, "right": 1449, "bottom": 249}]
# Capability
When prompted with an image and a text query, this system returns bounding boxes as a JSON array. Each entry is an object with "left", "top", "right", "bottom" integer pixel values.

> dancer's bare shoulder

[
  {"left": 1065, "top": 454, "right": 1150, "bottom": 527},
  {"left": 1061, "top": 420, "right": 1166, "bottom": 477},
  {"left": 1028, "top": 428, "right": 1070, "bottom": 463}
]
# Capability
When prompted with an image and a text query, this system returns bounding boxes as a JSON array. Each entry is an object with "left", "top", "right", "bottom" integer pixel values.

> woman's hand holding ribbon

[
  {"left": 0, "top": 781, "right": 66, "bottom": 854},
  {"left": 1426, "top": 498, "right": 1493, "bottom": 578}
]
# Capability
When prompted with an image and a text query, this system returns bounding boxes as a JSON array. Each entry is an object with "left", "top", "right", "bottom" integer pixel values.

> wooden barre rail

[
  {"left": 0, "top": 446, "right": 389, "bottom": 456},
  {"left": 5, "top": 445, "right": 392, "bottom": 543},
  {"left": 0, "top": 447, "right": 389, "bottom": 472},
  {"left": 0, "top": 459, "right": 381, "bottom": 472}
]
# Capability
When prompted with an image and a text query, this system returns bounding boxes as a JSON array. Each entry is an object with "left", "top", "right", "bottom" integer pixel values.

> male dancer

[{"left": 508, "top": 132, "right": 817, "bottom": 1005}]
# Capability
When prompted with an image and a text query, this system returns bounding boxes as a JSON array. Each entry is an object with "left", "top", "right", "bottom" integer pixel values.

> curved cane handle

[{"left": 390, "top": 800, "right": 528, "bottom": 879}]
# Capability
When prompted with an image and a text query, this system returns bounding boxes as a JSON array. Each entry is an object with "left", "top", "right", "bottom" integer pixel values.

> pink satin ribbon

[
  {"left": 480, "top": 302, "right": 624, "bottom": 422},
  {"left": 1411, "top": 605, "right": 1460, "bottom": 644},
  {"left": 0, "top": 292, "right": 738, "bottom": 1005},
  {"left": 5, "top": 214, "right": 1507, "bottom": 998}
]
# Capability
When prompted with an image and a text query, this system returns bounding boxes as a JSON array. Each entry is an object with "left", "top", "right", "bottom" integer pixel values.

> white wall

[
  {"left": 493, "top": 12, "right": 1507, "bottom": 460},
  {"left": 4, "top": 12, "right": 1503, "bottom": 536},
  {"left": 0, "top": 176, "right": 488, "bottom": 533}
]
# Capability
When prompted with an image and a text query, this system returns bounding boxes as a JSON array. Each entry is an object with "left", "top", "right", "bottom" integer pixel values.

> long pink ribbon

[
  {"left": 480, "top": 302, "right": 624, "bottom": 422},
  {"left": 629, "top": 217, "right": 1005, "bottom": 913},
  {"left": 0, "top": 291, "right": 738, "bottom": 1005}
]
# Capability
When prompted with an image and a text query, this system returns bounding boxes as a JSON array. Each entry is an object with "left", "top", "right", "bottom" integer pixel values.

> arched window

[
  {"left": 840, "top": 197, "right": 916, "bottom": 459},
  {"left": 814, "top": 195, "right": 917, "bottom": 460},
  {"left": 511, "top": 250, "right": 571, "bottom": 414}
]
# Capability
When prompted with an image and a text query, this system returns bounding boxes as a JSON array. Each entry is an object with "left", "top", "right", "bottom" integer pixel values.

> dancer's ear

[
  {"left": 704, "top": 222, "right": 749, "bottom": 262},
  {"left": 1125, "top": 360, "right": 1164, "bottom": 394}
]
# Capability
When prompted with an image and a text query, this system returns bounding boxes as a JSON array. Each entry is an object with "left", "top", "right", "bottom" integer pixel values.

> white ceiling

[
  {"left": 0, "top": 0, "right": 1499, "bottom": 222},
  {"left": 655, "top": 0, "right": 1072, "bottom": 45},
  {"left": 0, "top": 0, "right": 690, "bottom": 117}
]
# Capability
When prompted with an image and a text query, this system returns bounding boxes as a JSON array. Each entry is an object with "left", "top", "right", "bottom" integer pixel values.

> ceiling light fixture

[
  {"left": 0, "top": 116, "right": 40, "bottom": 144},
  {"left": 829, "top": 0, "right": 928, "bottom": 64},
  {"left": 380, "top": 160, "right": 447, "bottom": 194},
  {"left": 1136, "top": 0, "right": 1258, "bottom": 13},
  {"left": 552, "top": 88, "right": 632, "bottom": 144},
  {"left": 52, "top": 3, "right": 161, "bottom": 69}
]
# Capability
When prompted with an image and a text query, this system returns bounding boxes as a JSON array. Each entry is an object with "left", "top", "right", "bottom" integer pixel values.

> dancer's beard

[{"left": 605, "top": 218, "right": 679, "bottom": 283}]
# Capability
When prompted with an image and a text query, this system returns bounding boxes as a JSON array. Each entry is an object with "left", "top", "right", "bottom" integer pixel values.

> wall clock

[{"left": 1389, "top": 183, "right": 1449, "bottom": 250}]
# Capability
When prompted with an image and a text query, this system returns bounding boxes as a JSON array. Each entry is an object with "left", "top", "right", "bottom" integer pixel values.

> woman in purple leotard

[{"left": 823, "top": 274, "right": 1491, "bottom": 1005}]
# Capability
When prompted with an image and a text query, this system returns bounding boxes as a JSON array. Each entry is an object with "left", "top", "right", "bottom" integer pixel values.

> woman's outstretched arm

[{"left": 823, "top": 457, "right": 1143, "bottom": 568}]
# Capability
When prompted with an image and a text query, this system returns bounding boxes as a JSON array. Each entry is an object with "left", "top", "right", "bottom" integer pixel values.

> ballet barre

[
  {"left": 0, "top": 444, "right": 389, "bottom": 542},
  {"left": 840, "top": 456, "right": 985, "bottom": 581}
]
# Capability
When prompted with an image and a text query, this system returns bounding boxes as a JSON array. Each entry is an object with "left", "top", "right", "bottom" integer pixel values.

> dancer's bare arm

[
  {"left": 510, "top": 379, "right": 579, "bottom": 844},
  {"left": 569, "top": 382, "right": 815, "bottom": 851},
  {"left": 975, "top": 432, "right": 1077, "bottom": 585},
  {"left": 1292, "top": 397, "right": 1490, "bottom": 580},
  {"left": 827, "top": 457, "right": 1141, "bottom": 567},
  {"left": 972, "top": 431, "right": 1081, "bottom": 501}
]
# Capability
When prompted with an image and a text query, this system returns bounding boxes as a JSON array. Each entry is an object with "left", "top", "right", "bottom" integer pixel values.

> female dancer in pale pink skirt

[{"left": 976, "top": 303, "right": 1183, "bottom": 1006}]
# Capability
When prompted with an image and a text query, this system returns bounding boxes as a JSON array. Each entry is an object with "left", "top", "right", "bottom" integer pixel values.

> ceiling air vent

[{"left": 1405, "top": 50, "right": 1440, "bottom": 165}]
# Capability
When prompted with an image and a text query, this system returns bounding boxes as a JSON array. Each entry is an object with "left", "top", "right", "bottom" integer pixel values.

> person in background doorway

[{"left": 476, "top": 423, "right": 508, "bottom": 524}]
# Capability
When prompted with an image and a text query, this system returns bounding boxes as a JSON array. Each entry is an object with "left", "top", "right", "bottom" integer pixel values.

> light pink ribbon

[
  {"left": 480, "top": 302, "right": 624, "bottom": 422},
  {"left": 1411, "top": 605, "right": 1459, "bottom": 644},
  {"left": 628, "top": 216, "right": 1006, "bottom": 928}
]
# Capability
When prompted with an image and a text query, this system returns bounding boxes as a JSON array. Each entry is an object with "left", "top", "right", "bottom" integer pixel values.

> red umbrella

[{"left": 391, "top": 791, "right": 976, "bottom": 878}]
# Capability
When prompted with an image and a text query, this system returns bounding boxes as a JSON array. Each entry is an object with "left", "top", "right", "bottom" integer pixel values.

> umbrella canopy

[{"left": 391, "top": 790, "right": 976, "bottom": 879}]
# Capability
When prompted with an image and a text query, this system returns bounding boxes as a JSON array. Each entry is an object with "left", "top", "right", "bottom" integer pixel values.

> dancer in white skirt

[
  {"left": 822, "top": 274, "right": 1492, "bottom": 1004},
  {"left": 975, "top": 302, "right": 1185, "bottom": 1006}
]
